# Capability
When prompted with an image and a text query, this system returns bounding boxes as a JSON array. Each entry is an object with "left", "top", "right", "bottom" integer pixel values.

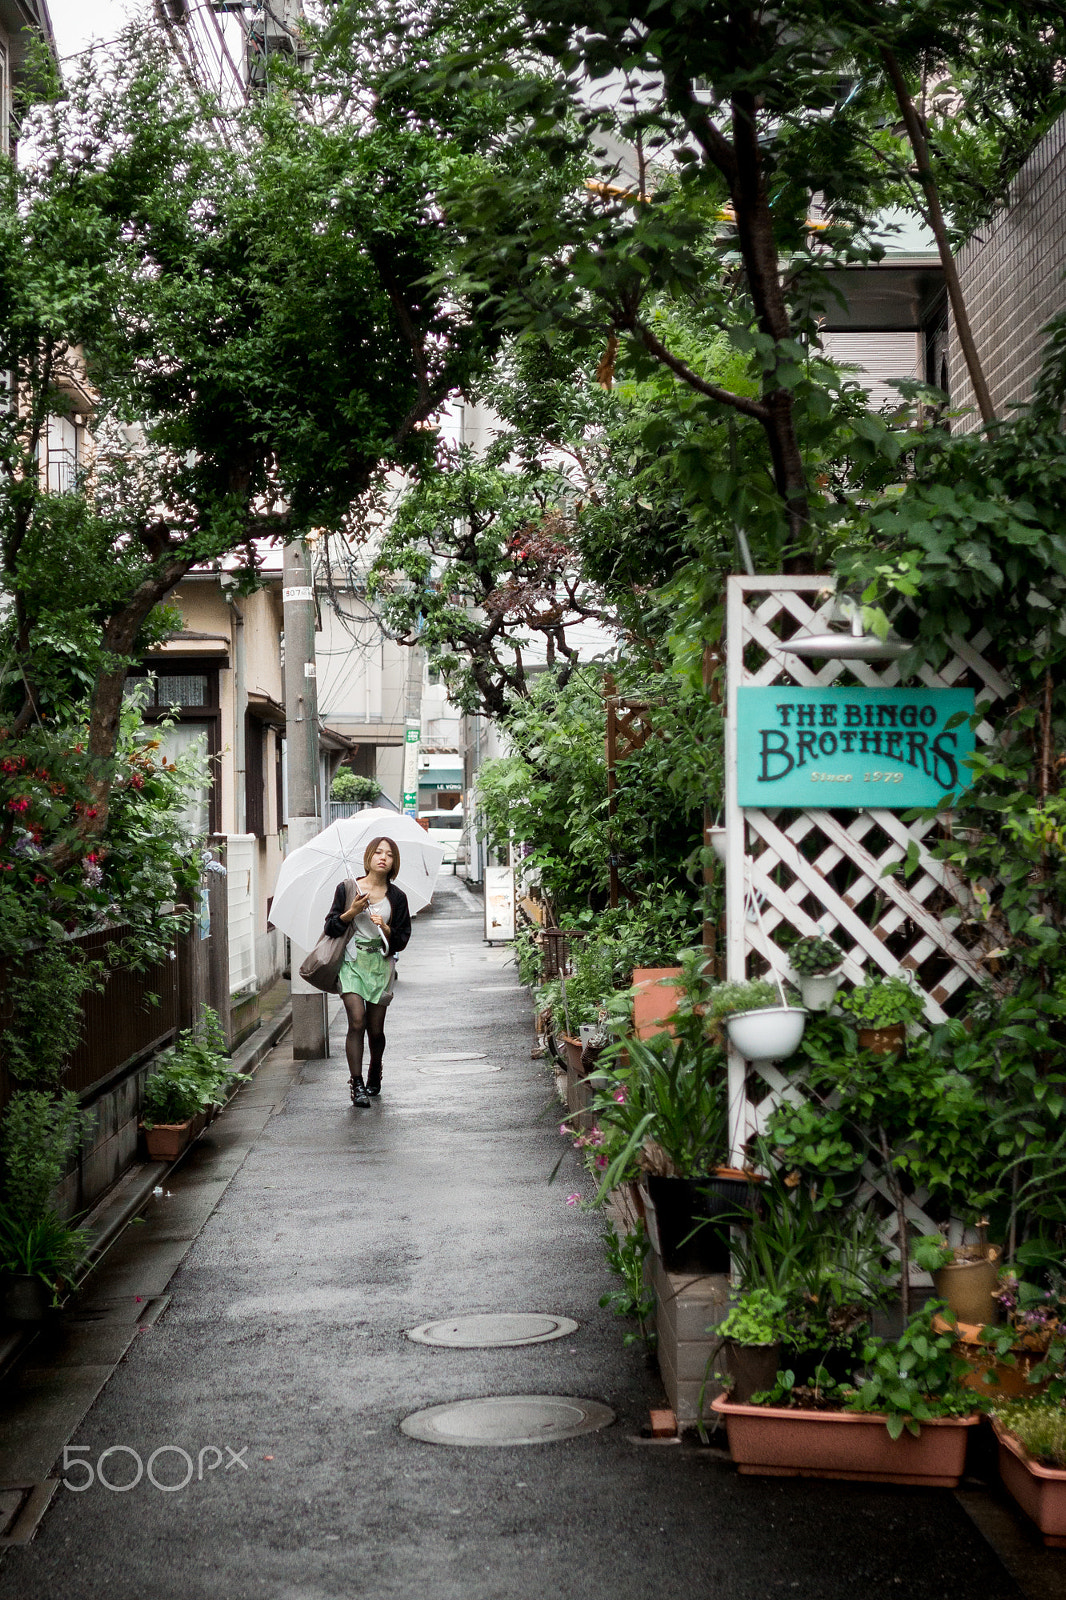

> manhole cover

[
  {"left": 400, "top": 1395, "right": 614, "bottom": 1447},
  {"left": 418, "top": 1052, "right": 487, "bottom": 1062},
  {"left": 417, "top": 1062, "right": 501, "bottom": 1076},
  {"left": 470, "top": 985, "right": 524, "bottom": 992},
  {"left": 406, "top": 1313, "right": 579, "bottom": 1348}
]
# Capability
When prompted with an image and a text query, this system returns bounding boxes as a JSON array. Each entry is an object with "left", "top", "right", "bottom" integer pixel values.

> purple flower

[{"left": 566, "top": 1192, "right": 581, "bottom": 1207}]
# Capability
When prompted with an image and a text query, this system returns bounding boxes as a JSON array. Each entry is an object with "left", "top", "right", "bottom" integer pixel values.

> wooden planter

[
  {"left": 141, "top": 1110, "right": 206, "bottom": 1162},
  {"left": 711, "top": 1396, "right": 979, "bottom": 1486},
  {"left": 993, "top": 1419, "right": 1066, "bottom": 1547}
]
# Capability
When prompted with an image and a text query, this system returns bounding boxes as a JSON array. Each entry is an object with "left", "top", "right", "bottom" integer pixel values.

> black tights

[{"left": 341, "top": 991, "right": 387, "bottom": 1082}]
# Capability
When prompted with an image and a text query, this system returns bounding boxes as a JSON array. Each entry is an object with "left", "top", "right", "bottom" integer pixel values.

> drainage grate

[
  {"left": 400, "top": 1395, "right": 614, "bottom": 1447},
  {"left": 406, "top": 1313, "right": 578, "bottom": 1348}
]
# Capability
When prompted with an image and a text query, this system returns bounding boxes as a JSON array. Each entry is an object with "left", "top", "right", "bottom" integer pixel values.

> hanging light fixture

[{"left": 781, "top": 607, "right": 906, "bottom": 661}]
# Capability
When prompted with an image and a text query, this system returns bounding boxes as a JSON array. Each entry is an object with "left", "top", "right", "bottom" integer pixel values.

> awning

[{"left": 418, "top": 765, "right": 463, "bottom": 789}]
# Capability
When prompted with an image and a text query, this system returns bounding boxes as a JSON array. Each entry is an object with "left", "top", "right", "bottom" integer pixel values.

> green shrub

[
  {"left": 0, "top": 1201, "right": 89, "bottom": 1291},
  {"left": 993, "top": 1396, "right": 1066, "bottom": 1468},
  {"left": 331, "top": 770, "right": 380, "bottom": 803},
  {"left": 0, "top": 1090, "right": 90, "bottom": 1220}
]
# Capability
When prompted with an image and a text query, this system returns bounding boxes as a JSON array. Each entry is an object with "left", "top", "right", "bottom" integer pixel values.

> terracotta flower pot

[
  {"left": 141, "top": 1111, "right": 205, "bottom": 1162},
  {"left": 559, "top": 1035, "right": 585, "bottom": 1076},
  {"left": 711, "top": 1396, "right": 979, "bottom": 1485},
  {"left": 858, "top": 1023, "right": 905, "bottom": 1053},
  {"left": 993, "top": 1419, "right": 1066, "bottom": 1547},
  {"left": 933, "top": 1315, "right": 1048, "bottom": 1397}
]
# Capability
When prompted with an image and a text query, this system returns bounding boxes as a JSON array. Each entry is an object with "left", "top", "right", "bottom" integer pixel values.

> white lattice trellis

[{"left": 724, "top": 577, "right": 1008, "bottom": 1263}]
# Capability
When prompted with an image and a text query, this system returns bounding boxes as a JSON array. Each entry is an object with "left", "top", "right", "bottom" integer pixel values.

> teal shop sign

[{"left": 736, "top": 687, "right": 975, "bottom": 809}]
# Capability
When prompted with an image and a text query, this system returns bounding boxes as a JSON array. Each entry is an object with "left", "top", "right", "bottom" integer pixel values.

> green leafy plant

[
  {"left": 585, "top": 1026, "right": 729, "bottom": 1196},
  {"left": 790, "top": 937, "right": 844, "bottom": 977},
  {"left": 704, "top": 978, "right": 782, "bottom": 1022},
  {"left": 849, "top": 1303, "right": 981, "bottom": 1438},
  {"left": 838, "top": 975, "right": 926, "bottom": 1029},
  {"left": 992, "top": 1395, "right": 1066, "bottom": 1467},
  {"left": 0, "top": 1090, "right": 90, "bottom": 1220},
  {"left": 912, "top": 1234, "right": 956, "bottom": 1273},
  {"left": 714, "top": 1288, "right": 789, "bottom": 1348},
  {"left": 0, "top": 1201, "right": 89, "bottom": 1293},
  {"left": 142, "top": 1006, "right": 241, "bottom": 1128},
  {"left": 599, "top": 1221, "right": 657, "bottom": 1353},
  {"left": 330, "top": 770, "right": 380, "bottom": 803}
]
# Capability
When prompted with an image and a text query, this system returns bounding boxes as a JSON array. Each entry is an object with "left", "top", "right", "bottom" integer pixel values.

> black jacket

[{"left": 324, "top": 880, "right": 412, "bottom": 956}]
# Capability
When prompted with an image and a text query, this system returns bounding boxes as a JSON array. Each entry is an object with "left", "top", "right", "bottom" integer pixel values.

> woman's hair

[{"left": 364, "top": 836, "right": 400, "bottom": 880}]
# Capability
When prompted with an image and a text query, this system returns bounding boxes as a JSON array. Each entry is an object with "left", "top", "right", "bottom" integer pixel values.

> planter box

[
  {"left": 141, "top": 1110, "right": 206, "bottom": 1162},
  {"left": 933, "top": 1315, "right": 1048, "bottom": 1398},
  {"left": 711, "top": 1396, "right": 979, "bottom": 1486},
  {"left": 559, "top": 1034, "right": 584, "bottom": 1075},
  {"left": 993, "top": 1419, "right": 1066, "bottom": 1547}
]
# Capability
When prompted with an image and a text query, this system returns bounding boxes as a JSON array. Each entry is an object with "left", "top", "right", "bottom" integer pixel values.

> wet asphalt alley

[{"left": 0, "top": 878, "right": 1029, "bottom": 1600}]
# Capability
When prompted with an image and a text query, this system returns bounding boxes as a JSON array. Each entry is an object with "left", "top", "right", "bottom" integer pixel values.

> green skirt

[{"left": 337, "top": 939, "right": 394, "bottom": 1005}]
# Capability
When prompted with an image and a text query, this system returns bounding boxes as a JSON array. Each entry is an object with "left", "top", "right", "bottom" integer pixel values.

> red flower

[
  {"left": 6, "top": 798, "right": 29, "bottom": 812},
  {"left": 33, "top": 873, "right": 45, "bottom": 884}
]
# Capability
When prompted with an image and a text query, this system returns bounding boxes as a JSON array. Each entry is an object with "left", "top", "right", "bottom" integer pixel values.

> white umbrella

[{"left": 269, "top": 809, "right": 446, "bottom": 951}]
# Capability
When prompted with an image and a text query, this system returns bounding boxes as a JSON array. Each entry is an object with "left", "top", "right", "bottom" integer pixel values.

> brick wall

[{"left": 949, "top": 114, "right": 1066, "bottom": 429}]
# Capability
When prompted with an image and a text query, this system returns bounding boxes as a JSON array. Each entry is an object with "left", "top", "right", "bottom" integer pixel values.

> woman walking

[{"left": 323, "top": 836, "right": 411, "bottom": 1108}]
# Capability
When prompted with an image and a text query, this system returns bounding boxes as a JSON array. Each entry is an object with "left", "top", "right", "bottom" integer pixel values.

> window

[{"left": 126, "top": 661, "right": 221, "bottom": 835}]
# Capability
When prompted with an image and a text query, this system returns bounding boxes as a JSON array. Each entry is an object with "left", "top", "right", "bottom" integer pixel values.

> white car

[{"left": 419, "top": 809, "right": 467, "bottom": 870}]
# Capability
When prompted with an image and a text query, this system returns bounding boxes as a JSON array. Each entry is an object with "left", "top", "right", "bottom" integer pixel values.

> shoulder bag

[{"left": 298, "top": 878, "right": 361, "bottom": 992}]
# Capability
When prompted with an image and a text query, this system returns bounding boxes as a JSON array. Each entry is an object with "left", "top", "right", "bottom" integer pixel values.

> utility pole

[{"left": 283, "top": 539, "right": 328, "bottom": 1058}]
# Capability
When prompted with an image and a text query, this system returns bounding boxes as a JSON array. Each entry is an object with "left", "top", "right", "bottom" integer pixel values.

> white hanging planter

[
  {"left": 725, "top": 1005, "right": 808, "bottom": 1062},
  {"left": 798, "top": 969, "right": 842, "bottom": 1012},
  {"left": 707, "top": 826, "right": 728, "bottom": 863}
]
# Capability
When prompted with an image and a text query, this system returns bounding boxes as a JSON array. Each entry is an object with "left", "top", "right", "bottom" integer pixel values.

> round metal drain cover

[
  {"left": 418, "top": 1052, "right": 487, "bottom": 1062},
  {"left": 400, "top": 1395, "right": 614, "bottom": 1447},
  {"left": 417, "top": 1061, "right": 501, "bottom": 1076},
  {"left": 406, "top": 1313, "right": 578, "bottom": 1348}
]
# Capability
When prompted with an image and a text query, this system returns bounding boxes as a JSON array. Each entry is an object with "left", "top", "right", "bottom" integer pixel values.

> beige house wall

[
  {"left": 950, "top": 114, "right": 1066, "bottom": 430},
  {"left": 315, "top": 588, "right": 411, "bottom": 807},
  {"left": 157, "top": 573, "right": 288, "bottom": 995}
]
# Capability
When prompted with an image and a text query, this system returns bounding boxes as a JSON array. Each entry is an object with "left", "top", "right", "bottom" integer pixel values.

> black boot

[
  {"left": 350, "top": 1076, "right": 371, "bottom": 1108},
  {"left": 366, "top": 1064, "right": 382, "bottom": 1097}
]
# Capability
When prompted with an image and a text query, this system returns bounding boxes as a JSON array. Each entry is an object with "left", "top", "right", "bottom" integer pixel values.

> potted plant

[
  {"left": 586, "top": 1026, "right": 759, "bottom": 1274},
  {"left": 838, "top": 973, "right": 925, "bottom": 1052},
  {"left": 789, "top": 936, "right": 844, "bottom": 1012},
  {"left": 991, "top": 1395, "right": 1066, "bottom": 1546},
  {"left": 710, "top": 1288, "right": 787, "bottom": 1404},
  {"left": 706, "top": 978, "right": 807, "bottom": 1062},
  {"left": 0, "top": 1203, "right": 89, "bottom": 1320},
  {"left": 912, "top": 1231, "right": 1003, "bottom": 1327},
  {"left": 141, "top": 1006, "right": 241, "bottom": 1160},
  {"left": 712, "top": 1302, "right": 981, "bottom": 1485}
]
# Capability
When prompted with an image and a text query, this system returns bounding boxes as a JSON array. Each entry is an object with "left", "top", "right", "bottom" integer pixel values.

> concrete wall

[{"left": 950, "top": 114, "right": 1066, "bottom": 428}]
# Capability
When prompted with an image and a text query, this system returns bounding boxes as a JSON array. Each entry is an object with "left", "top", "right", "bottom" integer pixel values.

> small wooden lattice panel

[{"left": 722, "top": 577, "right": 1007, "bottom": 1259}]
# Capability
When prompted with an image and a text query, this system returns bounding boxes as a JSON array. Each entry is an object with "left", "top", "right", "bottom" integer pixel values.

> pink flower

[
  {"left": 559, "top": 1123, "right": 570, "bottom": 1137},
  {"left": 594, "top": 1154, "right": 608, "bottom": 1169},
  {"left": 566, "top": 1192, "right": 581, "bottom": 1207},
  {"left": 613, "top": 1086, "right": 627, "bottom": 1104}
]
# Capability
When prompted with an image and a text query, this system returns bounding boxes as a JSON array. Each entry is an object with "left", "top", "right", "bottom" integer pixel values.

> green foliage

[
  {"left": 330, "top": 770, "right": 380, "bottom": 803},
  {"left": 838, "top": 975, "right": 926, "bottom": 1028},
  {"left": 993, "top": 1395, "right": 1066, "bottom": 1467},
  {"left": 850, "top": 1303, "right": 978, "bottom": 1439},
  {"left": 790, "top": 936, "right": 844, "bottom": 976},
  {"left": 477, "top": 667, "right": 714, "bottom": 918},
  {"left": 584, "top": 1022, "right": 729, "bottom": 1192},
  {"left": 0, "top": 1090, "right": 90, "bottom": 1220},
  {"left": 0, "top": 1203, "right": 89, "bottom": 1292},
  {"left": 912, "top": 1234, "right": 956, "bottom": 1273},
  {"left": 142, "top": 1007, "right": 239, "bottom": 1129},
  {"left": 0, "top": 948, "right": 96, "bottom": 1087},
  {"left": 599, "top": 1220, "right": 657, "bottom": 1352},
  {"left": 714, "top": 1288, "right": 789, "bottom": 1348},
  {"left": 704, "top": 979, "right": 781, "bottom": 1022}
]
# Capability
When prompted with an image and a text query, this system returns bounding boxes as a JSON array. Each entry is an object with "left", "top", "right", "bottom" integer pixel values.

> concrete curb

[{"left": 0, "top": 1002, "right": 293, "bottom": 1386}]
